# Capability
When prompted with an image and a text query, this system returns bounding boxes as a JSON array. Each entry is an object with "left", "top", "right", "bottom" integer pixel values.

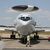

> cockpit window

[
  {"left": 19, "top": 17, "right": 31, "bottom": 21},
  {"left": 21, "top": 17, "right": 25, "bottom": 20},
  {"left": 26, "top": 17, "right": 30, "bottom": 20}
]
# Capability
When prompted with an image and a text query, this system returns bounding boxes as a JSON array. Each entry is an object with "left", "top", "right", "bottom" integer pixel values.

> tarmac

[
  {"left": 0, "top": 34, "right": 50, "bottom": 50},
  {"left": 0, "top": 39, "right": 50, "bottom": 50}
]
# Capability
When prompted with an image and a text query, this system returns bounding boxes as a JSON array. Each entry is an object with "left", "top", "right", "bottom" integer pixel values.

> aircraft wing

[
  {"left": 34, "top": 27, "right": 50, "bottom": 32},
  {"left": 5, "top": 27, "right": 17, "bottom": 32},
  {"left": 0, "top": 25, "right": 17, "bottom": 32}
]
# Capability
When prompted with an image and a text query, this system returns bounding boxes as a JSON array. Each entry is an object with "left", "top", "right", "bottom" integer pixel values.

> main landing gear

[
  {"left": 10, "top": 31, "right": 16, "bottom": 39},
  {"left": 34, "top": 32, "right": 39, "bottom": 40}
]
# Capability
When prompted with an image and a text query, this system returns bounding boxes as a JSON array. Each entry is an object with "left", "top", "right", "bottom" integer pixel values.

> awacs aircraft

[{"left": 0, "top": 5, "right": 50, "bottom": 43}]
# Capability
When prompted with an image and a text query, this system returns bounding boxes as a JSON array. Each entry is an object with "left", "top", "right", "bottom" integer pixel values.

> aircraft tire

[
  {"left": 36, "top": 35, "right": 39, "bottom": 39},
  {"left": 10, "top": 35, "right": 15, "bottom": 39},
  {"left": 0, "top": 36, "right": 2, "bottom": 40},
  {"left": 20, "top": 36, "right": 27, "bottom": 44},
  {"left": 34, "top": 35, "right": 39, "bottom": 40}
]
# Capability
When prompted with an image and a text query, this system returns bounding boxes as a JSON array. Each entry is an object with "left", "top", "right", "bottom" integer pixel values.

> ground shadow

[
  {"left": 30, "top": 39, "right": 40, "bottom": 45},
  {"left": 18, "top": 38, "right": 40, "bottom": 45}
]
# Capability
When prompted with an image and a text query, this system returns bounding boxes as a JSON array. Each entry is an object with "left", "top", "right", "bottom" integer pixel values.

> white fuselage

[{"left": 14, "top": 13, "right": 36, "bottom": 35}]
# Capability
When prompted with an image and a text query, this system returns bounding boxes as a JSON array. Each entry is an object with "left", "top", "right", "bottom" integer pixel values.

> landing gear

[
  {"left": 0, "top": 36, "right": 2, "bottom": 40},
  {"left": 34, "top": 32, "right": 39, "bottom": 40},
  {"left": 10, "top": 31, "right": 16, "bottom": 39},
  {"left": 20, "top": 35, "right": 27, "bottom": 44}
]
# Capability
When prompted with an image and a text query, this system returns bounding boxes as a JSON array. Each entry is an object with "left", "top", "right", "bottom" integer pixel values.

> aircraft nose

[{"left": 22, "top": 21, "right": 30, "bottom": 25}]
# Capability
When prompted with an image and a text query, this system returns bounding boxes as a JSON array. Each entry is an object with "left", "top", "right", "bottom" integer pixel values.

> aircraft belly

[{"left": 17, "top": 25, "right": 35, "bottom": 35}]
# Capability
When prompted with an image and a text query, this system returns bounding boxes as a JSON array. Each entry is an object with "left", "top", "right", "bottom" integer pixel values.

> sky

[{"left": 0, "top": 0, "right": 50, "bottom": 27}]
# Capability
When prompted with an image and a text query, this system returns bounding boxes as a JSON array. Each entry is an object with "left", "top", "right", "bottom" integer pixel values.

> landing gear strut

[{"left": 10, "top": 31, "right": 16, "bottom": 39}]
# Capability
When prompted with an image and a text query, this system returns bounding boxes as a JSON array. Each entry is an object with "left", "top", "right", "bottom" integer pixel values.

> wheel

[
  {"left": 10, "top": 35, "right": 15, "bottom": 39},
  {"left": 20, "top": 36, "right": 27, "bottom": 44},
  {"left": 36, "top": 35, "right": 39, "bottom": 39},
  {"left": 0, "top": 36, "right": 2, "bottom": 40},
  {"left": 34, "top": 35, "right": 39, "bottom": 40},
  {"left": 34, "top": 35, "right": 37, "bottom": 39}
]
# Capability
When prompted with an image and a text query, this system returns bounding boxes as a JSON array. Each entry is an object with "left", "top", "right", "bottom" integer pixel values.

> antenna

[{"left": 11, "top": 5, "right": 39, "bottom": 13}]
